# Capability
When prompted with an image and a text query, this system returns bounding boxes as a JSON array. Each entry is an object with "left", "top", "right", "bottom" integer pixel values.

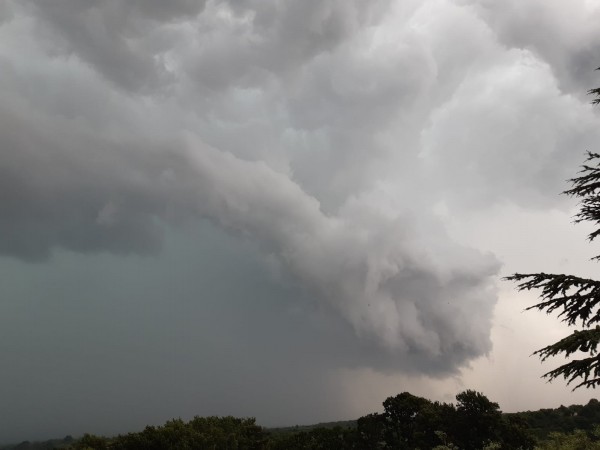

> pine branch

[
  {"left": 530, "top": 329, "right": 600, "bottom": 389},
  {"left": 589, "top": 69, "right": 600, "bottom": 104},
  {"left": 589, "top": 88, "right": 600, "bottom": 105},
  {"left": 564, "top": 152, "right": 600, "bottom": 252},
  {"left": 534, "top": 328, "right": 600, "bottom": 360},
  {"left": 505, "top": 76, "right": 600, "bottom": 390},
  {"left": 541, "top": 353, "right": 600, "bottom": 390},
  {"left": 505, "top": 272, "right": 600, "bottom": 389},
  {"left": 504, "top": 273, "right": 600, "bottom": 327}
]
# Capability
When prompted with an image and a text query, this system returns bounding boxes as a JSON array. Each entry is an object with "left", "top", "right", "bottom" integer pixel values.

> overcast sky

[{"left": 2, "top": 0, "right": 600, "bottom": 443}]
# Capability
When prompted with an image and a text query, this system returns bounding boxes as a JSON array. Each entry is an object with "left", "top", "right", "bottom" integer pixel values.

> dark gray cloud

[
  {"left": 0, "top": 224, "right": 347, "bottom": 441},
  {"left": 1, "top": 0, "right": 599, "bottom": 443},
  {"left": 24, "top": 0, "right": 208, "bottom": 92},
  {"left": 0, "top": 0, "right": 500, "bottom": 357},
  {"left": 0, "top": 221, "right": 494, "bottom": 443}
]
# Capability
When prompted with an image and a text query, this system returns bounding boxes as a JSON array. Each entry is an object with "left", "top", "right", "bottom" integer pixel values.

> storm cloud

[{"left": 1, "top": 0, "right": 600, "bottom": 442}]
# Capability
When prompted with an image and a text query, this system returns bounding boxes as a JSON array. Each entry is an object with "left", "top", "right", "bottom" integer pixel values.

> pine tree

[{"left": 506, "top": 82, "right": 600, "bottom": 389}]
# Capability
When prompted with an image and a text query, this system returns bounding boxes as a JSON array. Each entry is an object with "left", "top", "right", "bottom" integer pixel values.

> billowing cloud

[
  {"left": 466, "top": 0, "right": 600, "bottom": 96},
  {"left": 0, "top": 0, "right": 504, "bottom": 364},
  {"left": 1, "top": 0, "right": 600, "bottom": 442},
  {"left": 421, "top": 51, "right": 598, "bottom": 208}
]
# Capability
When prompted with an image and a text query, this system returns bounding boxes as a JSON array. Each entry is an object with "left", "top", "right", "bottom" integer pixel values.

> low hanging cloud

[
  {"left": 0, "top": 88, "right": 499, "bottom": 367},
  {"left": 1, "top": 0, "right": 599, "bottom": 377}
]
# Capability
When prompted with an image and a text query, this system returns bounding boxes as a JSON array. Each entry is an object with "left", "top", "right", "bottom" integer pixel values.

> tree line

[{"left": 6, "top": 389, "right": 600, "bottom": 450}]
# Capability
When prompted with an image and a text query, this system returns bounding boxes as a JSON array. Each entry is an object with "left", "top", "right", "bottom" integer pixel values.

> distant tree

[
  {"left": 451, "top": 390, "right": 534, "bottom": 450},
  {"left": 509, "top": 398, "right": 600, "bottom": 441},
  {"left": 506, "top": 76, "right": 600, "bottom": 390},
  {"left": 355, "top": 390, "right": 532, "bottom": 450},
  {"left": 536, "top": 426, "right": 600, "bottom": 450},
  {"left": 69, "top": 433, "right": 108, "bottom": 450},
  {"left": 13, "top": 442, "right": 31, "bottom": 450},
  {"left": 381, "top": 392, "right": 450, "bottom": 449},
  {"left": 356, "top": 412, "right": 387, "bottom": 449},
  {"left": 355, "top": 392, "right": 449, "bottom": 449},
  {"left": 452, "top": 390, "right": 502, "bottom": 449},
  {"left": 69, "top": 416, "right": 268, "bottom": 450},
  {"left": 269, "top": 426, "right": 357, "bottom": 450}
]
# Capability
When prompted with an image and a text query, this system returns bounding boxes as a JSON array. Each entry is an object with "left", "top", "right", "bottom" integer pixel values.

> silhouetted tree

[
  {"left": 453, "top": 390, "right": 502, "bottom": 449},
  {"left": 356, "top": 413, "right": 387, "bottom": 449},
  {"left": 506, "top": 152, "right": 600, "bottom": 389},
  {"left": 355, "top": 390, "right": 533, "bottom": 450},
  {"left": 70, "top": 433, "right": 108, "bottom": 450},
  {"left": 506, "top": 76, "right": 600, "bottom": 390},
  {"left": 381, "top": 392, "right": 451, "bottom": 449}
]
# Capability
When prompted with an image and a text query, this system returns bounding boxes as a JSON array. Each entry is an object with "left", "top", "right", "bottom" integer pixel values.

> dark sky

[{"left": 1, "top": 0, "right": 600, "bottom": 443}]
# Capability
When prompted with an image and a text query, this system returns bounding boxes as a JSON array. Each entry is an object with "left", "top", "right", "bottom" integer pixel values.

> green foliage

[
  {"left": 381, "top": 392, "right": 446, "bottom": 449},
  {"left": 64, "top": 417, "right": 267, "bottom": 450},
  {"left": 268, "top": 426, "right": 357, "bottom": 450},
  {"left": 69, "top": 434, "right": 108, "bottom": 450},
  {"left": 432, "top": 430, "right": 460, "bottom": 450},
  {"left": 511, "top": 398, "right": 600, "bottom": 440},
  {"left": 18, "top": 391, "right": 600, "bottom": 450},
  {"left": 114, "top": 416, "right": 266, "bottom": 450},
  {"left": 355, "top": 390, "right": 534, "bottom": 450},
  {"left": 354, "top": 392, "right": 449, "bottom": 449},
  {"left": 535, "top": 426, "right": 600, "bottom": 450},
  {"left": 355, "top": 412, "right": 387, "bottom": 449},
  {"left": 267, "top": 420, "right": 355, "bottom": 437},
  {"left": 453, "top": 390, "right": 502, "bottom": 449},
  {"left": 0, "top": 435, "right": 76, "bottom": 450}
]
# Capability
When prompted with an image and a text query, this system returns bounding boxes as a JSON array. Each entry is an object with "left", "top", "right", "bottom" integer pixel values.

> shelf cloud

[{"left": 1, "top": 0, "right": 600, "bottom": 441}]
